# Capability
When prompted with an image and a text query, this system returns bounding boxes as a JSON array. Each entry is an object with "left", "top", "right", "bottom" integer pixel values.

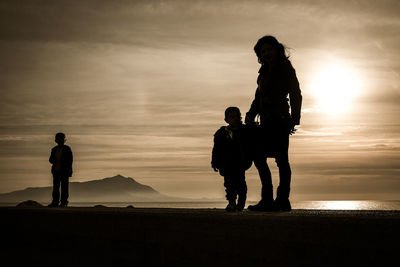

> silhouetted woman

[{"left": 245, "top": 36, "right": 302, "bottom": 211}]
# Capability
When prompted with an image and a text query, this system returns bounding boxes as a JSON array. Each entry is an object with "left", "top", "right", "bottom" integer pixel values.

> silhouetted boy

[
  {"left": 212, "top": 107, "right": 252, "bottom": 211},
  {"left": 48, "top": 132, "right": 73, "bottom": 207}
]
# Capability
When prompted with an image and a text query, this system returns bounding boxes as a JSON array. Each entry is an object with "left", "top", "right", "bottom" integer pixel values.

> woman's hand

[
  {"left": 245, "top": 115, "right": 256, "bottom": 126},
  {"left": 289, "top": 126, "right": 297, "bottom": 135},
  {"left": 289, "top": 119, "right": 298, "bottom": 135}
]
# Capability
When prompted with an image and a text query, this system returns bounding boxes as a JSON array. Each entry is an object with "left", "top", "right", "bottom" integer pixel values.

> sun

[{"left": 310, "top": 61, "right": 363, "bottom": 115}]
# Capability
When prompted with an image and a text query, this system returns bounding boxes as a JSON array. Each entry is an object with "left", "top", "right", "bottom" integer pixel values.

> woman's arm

[
  {"left": 245, "top": 88, "right": 260, "bottom": 124},
  {"left": 288, "top": 68, "right": 302, "bottom": 125}
]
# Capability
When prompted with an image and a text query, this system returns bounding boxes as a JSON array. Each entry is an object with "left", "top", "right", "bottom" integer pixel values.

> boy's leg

[
  {"left": 51, "top": 174, "right": 61, "bottom": 206},
  {"left": 60, "top": 175, "right": 69, "bottom": 206},
  {"left": 224, "top": 174, "right": 237, "bottom": 201},
  {"left": 223, "top": 174, "right": 237, "bottom": 211}
]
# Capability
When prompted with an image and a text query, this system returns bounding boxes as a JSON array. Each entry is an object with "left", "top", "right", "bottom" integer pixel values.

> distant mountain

[{"left": 0, "top": 175, "right": 185, "bottom": 203}]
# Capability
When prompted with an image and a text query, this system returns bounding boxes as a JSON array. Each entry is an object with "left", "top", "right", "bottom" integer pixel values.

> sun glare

[
  {"left": 320, "top": 201, "right": 361, "bottom": 210},
  {"left": 311, "top": 61, "right": 363, "bottom": 115}
]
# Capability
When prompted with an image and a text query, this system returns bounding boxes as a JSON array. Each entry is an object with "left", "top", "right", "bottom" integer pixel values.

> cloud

[
  {"left": 2, "top": 0, "right": 396, "bottom": 47},
  {"left": 296, "top": 130, "right": 342, "bottom": 137}
]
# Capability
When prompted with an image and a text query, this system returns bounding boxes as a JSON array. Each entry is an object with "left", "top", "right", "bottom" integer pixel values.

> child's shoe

[
  {"left": 237, "top": 195, "right": 246, "bottom": 211},
  {"left": 225, "top": 200, "right": 236, "bottom": 212},
  {"left": 47, "top": 201, "right": 59, "bottom": 207},
  {"left": 236, "top": 203, "right": 245, "bottom": 211}
]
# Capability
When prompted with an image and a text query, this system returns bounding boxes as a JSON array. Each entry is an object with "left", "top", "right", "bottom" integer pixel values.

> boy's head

[
  {"left": 55, "top": 132, "right": 66, "bottom": 145},
  {"left": 224, "top": 107, "right": 242, "bottom": 127}
]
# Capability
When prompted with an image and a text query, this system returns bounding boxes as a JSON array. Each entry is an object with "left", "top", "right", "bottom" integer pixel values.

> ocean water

[{"left": 67, "top": 200, "right": 400, "bottom": 210}]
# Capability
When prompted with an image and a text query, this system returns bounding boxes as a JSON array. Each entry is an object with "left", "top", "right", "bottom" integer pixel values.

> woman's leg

[
  {"left": 254, "top": 157, "right": 273, "bottom": 202},
  {"left": 275, "top": 153, "right": 291, "bottom": 201},
  {"left": 275, "top": 131, "right": 292, "bottom": 211},
  {"left": 272, "top": 122, "right": 292, "bottom": 211},
  {"left": 248, "top": 156, "right": 275, "bottom": 211},
  {"left": 237, "top": 171, "right": 247, "bottom": 211}
]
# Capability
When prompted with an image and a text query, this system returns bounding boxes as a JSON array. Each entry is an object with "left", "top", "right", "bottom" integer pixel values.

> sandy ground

[{"left": 1, "top": 207, "right": 398, "bottom": 267}]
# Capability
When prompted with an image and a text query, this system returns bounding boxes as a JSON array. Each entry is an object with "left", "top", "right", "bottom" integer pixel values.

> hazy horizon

[{"left": 0, "top": 0, "right": 399, "bottom": 201}]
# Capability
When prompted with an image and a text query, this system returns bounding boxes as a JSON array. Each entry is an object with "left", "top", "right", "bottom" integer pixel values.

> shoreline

[
  {"left": 2, "top": 199, "right": 400, "bottom": 210},
  {"left": 3, "top": 205, "right": 400, "bottom": 213},
  {"left": 2, "top": 207, "right": 399, "bottom": 266}
]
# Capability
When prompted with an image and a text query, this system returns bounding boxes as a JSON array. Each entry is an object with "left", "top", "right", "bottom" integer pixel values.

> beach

[{"left": 1, "top": 207, "right": 398, "bottom": 267}]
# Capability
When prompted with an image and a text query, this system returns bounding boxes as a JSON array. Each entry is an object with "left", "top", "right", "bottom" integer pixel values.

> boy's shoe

[
  {"left": 47, "top": 202, "right": 59, "bottom": 208},
  {"left": 59, "top": 203, "right": 68, "bottom": 208},
  {"left": 225, "top": 201, "right": 237, "bottom": 212},
  {"left": 237, "top": 196, "right": 246, "bottom": 211},
  {"left": 275, "top": 199, "right": 292, "bottom": 212},
  {"left": 236, "top": 202, "right": 245, "bottom": 211}
]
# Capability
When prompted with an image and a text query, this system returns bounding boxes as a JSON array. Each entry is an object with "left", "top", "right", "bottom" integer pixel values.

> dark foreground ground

[{"left": 1, "top": 207, "right": 399, "bottom": 267}]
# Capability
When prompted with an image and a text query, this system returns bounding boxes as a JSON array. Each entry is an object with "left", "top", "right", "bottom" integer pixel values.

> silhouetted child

[
  {"left": 212, "top": 107, "right": 253, "bottom": 211},
  {"left": 48, "top": 132, "right": 73, "bottom": 207}
]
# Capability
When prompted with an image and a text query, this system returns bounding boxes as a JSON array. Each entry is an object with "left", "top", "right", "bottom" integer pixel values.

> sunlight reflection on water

[
  {"left": 293, "top": 200, "right": 400, "bottom": 210},
  {"left": 296, "top": 201, "right": 364, "bottom": 210}
]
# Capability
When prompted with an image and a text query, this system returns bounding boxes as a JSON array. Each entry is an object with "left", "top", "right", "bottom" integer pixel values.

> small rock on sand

[
  {"left": 17, "top": 200, "right": 43, "bottom": 207},
  {"left": 93, "top": 205, "right": 108, "bottom": 208}
]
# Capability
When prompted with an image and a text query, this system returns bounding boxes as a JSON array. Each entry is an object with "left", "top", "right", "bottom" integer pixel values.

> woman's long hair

[{"left": 254, "top": 35, "right": 290, "bottom": 65}]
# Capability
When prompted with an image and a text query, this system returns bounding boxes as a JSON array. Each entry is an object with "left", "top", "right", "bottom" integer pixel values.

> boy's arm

[
  {"left": 69, "top": 147, "right": 73, "bottom": 176},
  {"left": 49, "top": 147, "right": 55, "bottom": 164},
  {"left": 63, "top": 146, "right": 73, "bottom": 177},
  {"left": 211, "top": 131, "right": 223, "bottom": 171},
  {"left": 211, "top": 138, "right": 219, "bottom": 171},
  {"left": 67, "top": 146, "right": 73, "bottom": 166}
]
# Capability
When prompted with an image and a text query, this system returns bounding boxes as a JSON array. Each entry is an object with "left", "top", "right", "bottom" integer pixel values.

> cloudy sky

[{"left": 0, "top": 0, "right": 399, "bottom": 200}]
